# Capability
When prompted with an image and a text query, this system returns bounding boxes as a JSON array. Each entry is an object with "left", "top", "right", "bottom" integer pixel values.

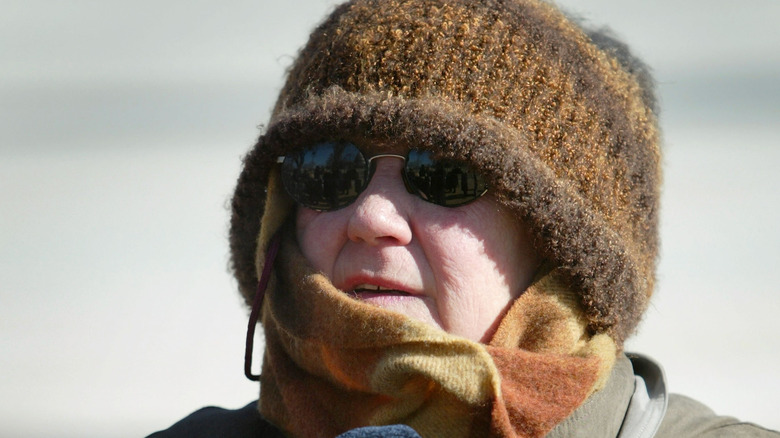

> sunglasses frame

[{"left": 278, "top": 142, "right": 488, "bottom": 211}]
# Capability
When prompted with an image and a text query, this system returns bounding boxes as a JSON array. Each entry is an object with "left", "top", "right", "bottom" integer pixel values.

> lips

[
  {"left": 352, "top": 284, "right": 410, "bottom": 295},
  {"left": 341, "top": 275, "right": 421, "bottom": 298}
]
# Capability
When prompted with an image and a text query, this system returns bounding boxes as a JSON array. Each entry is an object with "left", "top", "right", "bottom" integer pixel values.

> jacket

[{"left": 147, "top": 354, "right": 778, "bottom": 437}]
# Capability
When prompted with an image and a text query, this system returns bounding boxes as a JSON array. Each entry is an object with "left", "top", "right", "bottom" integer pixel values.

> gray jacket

[{"left": 549, "top": 354, "right": 778, "bottom": 437}]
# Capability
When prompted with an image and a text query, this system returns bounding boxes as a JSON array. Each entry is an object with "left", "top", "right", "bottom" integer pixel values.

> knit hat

[{"left": 230, "top": 0, "right": 660, "bottom": 348}]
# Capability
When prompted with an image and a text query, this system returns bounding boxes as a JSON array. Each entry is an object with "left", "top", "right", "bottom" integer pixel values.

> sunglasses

[{"left": 278, "top": 141, "right": 488, "bottom": 211}]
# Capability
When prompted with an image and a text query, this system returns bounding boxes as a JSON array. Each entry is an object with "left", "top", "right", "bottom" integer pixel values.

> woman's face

[{"left": 296, "top": 157, "right": 540, "bottom": 342}]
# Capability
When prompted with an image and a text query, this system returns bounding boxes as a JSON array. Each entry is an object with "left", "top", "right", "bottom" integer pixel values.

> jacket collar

[{"left": 547, "top": 354, "right": 668, "bottom": 438}]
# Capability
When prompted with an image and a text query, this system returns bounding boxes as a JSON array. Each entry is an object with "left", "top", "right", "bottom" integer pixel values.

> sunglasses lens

[
  {"left": 281, "top": 144, "right": 488, "bottom": 210},
  {"left": 405, "top": 149, "right": 488, "bottom": 207},
  {"left": 281, "top": 142, "right": 367, "bottom": 211}
]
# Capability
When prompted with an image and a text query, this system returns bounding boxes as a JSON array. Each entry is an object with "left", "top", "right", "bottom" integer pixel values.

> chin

[{"left": 359, "top": 294, "right": 441, "bottom": 328}]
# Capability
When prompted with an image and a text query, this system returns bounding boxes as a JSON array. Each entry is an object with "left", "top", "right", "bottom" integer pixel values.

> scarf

[{"left": 256, "top": 231, "right": 617, "bottom": 438}]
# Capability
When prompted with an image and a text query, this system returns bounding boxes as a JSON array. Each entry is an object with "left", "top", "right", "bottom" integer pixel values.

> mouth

[{"left": 351, "top": 284, "right": 412, "bottom": 296}]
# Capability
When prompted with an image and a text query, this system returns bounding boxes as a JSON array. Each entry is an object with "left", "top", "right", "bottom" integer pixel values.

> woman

[{"left": 151, "top": 0, "right": 778, "bottom": 436}]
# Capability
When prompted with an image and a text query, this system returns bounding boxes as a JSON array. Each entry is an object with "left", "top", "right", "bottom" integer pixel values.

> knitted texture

[
  {"left": 258, "top": 232, "right": 615, "bottom": 437},
  {"left": 230, "top": 0, "right": 660, "bottom": 346}
]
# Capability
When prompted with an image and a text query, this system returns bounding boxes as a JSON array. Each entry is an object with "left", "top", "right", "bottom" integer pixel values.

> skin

[{"left": 296, "top": 156, "right": 540, "bottom": 343}]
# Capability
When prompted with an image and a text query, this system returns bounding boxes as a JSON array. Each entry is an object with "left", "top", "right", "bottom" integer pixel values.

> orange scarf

[{"left": 257, "top": 233, "right": 617, "bottom": 437}]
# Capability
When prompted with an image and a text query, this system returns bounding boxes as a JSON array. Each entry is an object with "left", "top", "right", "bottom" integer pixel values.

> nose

[{"left": 346, "top": 157, "right": 414, "bottom": 246}]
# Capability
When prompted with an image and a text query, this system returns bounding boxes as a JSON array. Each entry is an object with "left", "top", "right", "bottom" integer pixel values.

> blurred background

[{"left": 2, "top": 1, "right": 778, "bottom": 436}]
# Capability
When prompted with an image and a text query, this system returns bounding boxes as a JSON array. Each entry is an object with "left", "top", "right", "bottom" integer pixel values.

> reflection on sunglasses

[{"left": 279, "top": 142, "right": 488, "bottom": 211}]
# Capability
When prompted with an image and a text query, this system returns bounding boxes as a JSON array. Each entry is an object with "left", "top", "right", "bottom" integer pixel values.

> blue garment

[{"left": 336, "top": 425, "right": 422, "bottom": 438}]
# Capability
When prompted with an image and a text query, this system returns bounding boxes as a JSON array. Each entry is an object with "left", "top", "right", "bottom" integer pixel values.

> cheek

[
  {"left": 415, "top": 215, "right": 493, "bottom": 288},
  {"left": 296, "top": 208, "right": 342, "bottom": 274},
  {"left": 424, "top": 200, "right": 538, "bottom": 296},
  {"left": 486, "top": 215, "right": 540, "bottom": 295},
  {"left": 434, "top": 229, "right": 502, "bottom": 288}
]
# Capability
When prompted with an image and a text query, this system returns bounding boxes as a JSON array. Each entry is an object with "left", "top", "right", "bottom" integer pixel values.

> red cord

[{"left": 244, "top": 231, "right": 282, "bottom": 381}]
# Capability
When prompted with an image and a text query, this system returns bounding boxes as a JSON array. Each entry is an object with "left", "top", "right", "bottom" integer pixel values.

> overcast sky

[{"left": 4, "top": 1, "right": 780, "bottom": 85}]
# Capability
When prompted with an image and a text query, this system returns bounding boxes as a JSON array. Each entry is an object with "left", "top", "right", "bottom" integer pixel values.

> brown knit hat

[{"left": 230, "top": 0, "right": 661, "bottom": 347}]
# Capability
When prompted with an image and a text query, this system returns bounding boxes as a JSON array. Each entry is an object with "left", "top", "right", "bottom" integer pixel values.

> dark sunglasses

[{"left": 278, "top": 141, "right": 488, "bottom": 211}]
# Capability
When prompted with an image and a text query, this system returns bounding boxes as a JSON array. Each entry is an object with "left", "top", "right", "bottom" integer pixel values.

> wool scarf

[{"left": 256, "top": 232, "right": 617, "bottom": 438}]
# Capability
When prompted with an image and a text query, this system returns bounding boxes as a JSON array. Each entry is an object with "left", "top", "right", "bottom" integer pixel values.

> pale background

[{"left": 2, "top": 1, "right": 779, "bottom": 436}]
